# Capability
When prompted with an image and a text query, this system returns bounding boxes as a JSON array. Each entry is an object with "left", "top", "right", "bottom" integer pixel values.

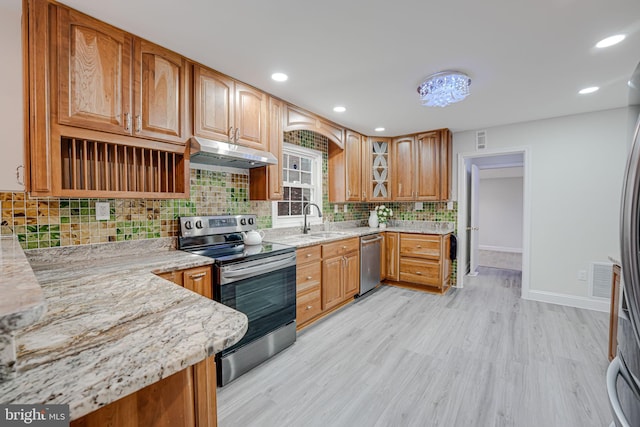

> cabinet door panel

[
  {"left": 392, "top": 136, "right": 415, "bottom": 200},
  {"left": 367, "top": 137, "right": 391, "bottom": 201},
  {"left": 235, "top": 83, "right": 267, "bottom": 150},
  {"left": 343, "top": 252, "right": 360, "bottom": 298},
  {"left": 415, "top": 132, "right": 439, "bottom": 200},
  {"left": 183, "top": 266, "right": 212, "bottom": 299},
  {"left": 385, "top": 232, "right": 399, "bottom": 281},
  {"left": 57, "top": 8, "right": 131, "bottom": 134},
  {"left": 322, "top": 256, "right": 344, "bottom": 310},
  {"left": 134, "top": 39, "right": 186, "bottom": 143},
  {"left": 194, "top": 66, "right": 234, "bottom": 142},
  {"left": 345, "top": 130, "right": 362, "bottom": 201}
]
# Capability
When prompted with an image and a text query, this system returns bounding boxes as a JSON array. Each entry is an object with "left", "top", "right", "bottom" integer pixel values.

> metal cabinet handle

[
  {"left": 306, "top": 276, "right": 312, "bottom": 280},
  {"left": 190, "top": 272, "right": 207, "bottom": 279},
  {"left": 415, "top": 271, "right": 422, "bottom": 275},
  {"left": 607, "top": 356, "right": 633, "bottom": 427},
  {"left": 306, "top": 253, "right": 312, "bottom": 258},
  {"left": 124, "top": 113, "right": 131, "bottom": 131},
  {"left": 417, "top": 245, "right": 422, "bottom": 248},
  {"left": 16, "top": 165, "right": 24, "bottom": 186},
  {"left": 342, "top": 246, "right": 347, "bottom": 249},
  {"left": 234, "top": 127, "right": 240, "bottom": 143},
  {"left": 135, "top": 115, "right": 142, "bottom": 133},
  {"left": 306, "top": 305, "right": 313, "bottom": 310},
  {"left": 228, "top": 126, "right": 234, "bottom": 140}
]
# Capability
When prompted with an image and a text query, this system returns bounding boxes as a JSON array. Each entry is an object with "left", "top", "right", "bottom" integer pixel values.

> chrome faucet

[{"left": 303, "top": 203, "right": 322, "bottom": 234}]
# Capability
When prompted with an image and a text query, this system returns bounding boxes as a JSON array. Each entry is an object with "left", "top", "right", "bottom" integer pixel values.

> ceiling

[{"left": 60, "top": 0, "right": 640, "bottom": 136}]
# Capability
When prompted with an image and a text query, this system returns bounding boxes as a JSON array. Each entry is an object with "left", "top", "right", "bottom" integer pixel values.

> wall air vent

[
  {"left": 590, "top": 262, "right": 613, "bottom": 299},
  {"left": 476, "top": 130, "right": 487, "bottom": 150}
]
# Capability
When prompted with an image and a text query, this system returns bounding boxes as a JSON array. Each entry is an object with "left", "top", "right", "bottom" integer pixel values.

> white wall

[
  {"left": 454, "top": 108, "right": 630, "bottom": 306},
  {"left": 478, "top": 176, "right": 523, "bottom": 251},
  {"left": 0, "top": 1, "right": 25, "bottom": 192}
]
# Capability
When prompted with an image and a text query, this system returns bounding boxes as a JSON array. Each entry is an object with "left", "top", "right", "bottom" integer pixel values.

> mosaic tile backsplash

[{"left": 1, "top": 130, "right": 457, "bottom": 249}]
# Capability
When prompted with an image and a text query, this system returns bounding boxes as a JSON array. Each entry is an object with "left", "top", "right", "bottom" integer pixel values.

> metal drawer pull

[
  {"left": 135, "top": 115, "right": 142, "bottom": 133},
  {"left": 306, "top": 276, "right": 313, "bottom": 280},
  {"left": 306, "top": 305, "right": 313, "bottom": 310},
  {"left": 415, "top": 271, "right": 422, "bottom": 275},
  {"left": 190, "top": 272, "right": 207, "bottom": 279},
  {"left": 306, "top": 253, "right": 312, "bottom": 257},
  {"left": 342, "top": 246, "right": 347, "bottom": 249}
]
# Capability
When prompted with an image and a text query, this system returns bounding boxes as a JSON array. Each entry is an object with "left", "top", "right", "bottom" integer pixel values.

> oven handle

[{"left": 219, "top": 254, "right": 296, "bottom": 284}]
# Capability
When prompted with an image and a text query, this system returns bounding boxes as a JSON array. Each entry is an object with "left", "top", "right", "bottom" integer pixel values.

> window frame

[{"left": 271, "top": 143, "right": 323, "bottom": 229}]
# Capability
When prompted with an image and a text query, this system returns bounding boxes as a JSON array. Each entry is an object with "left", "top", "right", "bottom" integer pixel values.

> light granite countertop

[
  {"left": 263, "top": 221, "right": 455, "bottom": 248},
  {"left": 0, "top": 237, "right": 247, "bottom": 420}
]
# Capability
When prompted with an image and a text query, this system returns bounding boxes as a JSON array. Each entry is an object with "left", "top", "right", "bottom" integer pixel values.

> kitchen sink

[{"left": 305, "top": 232, "right": 350, "bottom": 239}]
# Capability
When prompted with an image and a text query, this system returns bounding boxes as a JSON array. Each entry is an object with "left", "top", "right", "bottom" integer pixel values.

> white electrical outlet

[
  {"left": 577, "top": 270, "right": 587, "bottom": 281},
  {"left": 447, "top": 201, "right": 454, "bottom": 210},
  {"left": 415, "top": 202, "right": 423, "bottom": 210},
  {"left": 334, "top": 205, "right": 339, "bottom": 213},
  {"left": 95, "top": 202, "right": 110, "bottom": 221},
  {"left": 343, "top": 205, "right": 348, "bottom": 213}
]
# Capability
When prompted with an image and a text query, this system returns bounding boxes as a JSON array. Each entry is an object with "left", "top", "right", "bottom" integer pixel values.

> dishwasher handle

[{"left": 361, "top": 235, "right": 382, "bottom": 245}]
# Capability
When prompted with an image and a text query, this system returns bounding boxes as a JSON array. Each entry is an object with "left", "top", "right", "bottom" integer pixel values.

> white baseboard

[
  {"left": 479, "top": 245, "right": 523, "bottom": 253},
  {"left": 523, "top": 289, "right": 610, "bottom": 313}
]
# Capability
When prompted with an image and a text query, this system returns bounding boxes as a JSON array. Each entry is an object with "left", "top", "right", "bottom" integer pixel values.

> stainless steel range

[{"left": 178, "top": 214, "right": 296, "bottom": 386}]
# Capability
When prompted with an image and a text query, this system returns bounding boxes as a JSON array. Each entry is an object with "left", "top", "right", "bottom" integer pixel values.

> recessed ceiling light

[
  {"left": 271, "top": 72, "right": 288, "bottom": 82},
  {"left": 579, "top": 86, "right": 599, "bottom": 95},
  {"left": 596, "top": 34, "right": 626, "bottom": 49},
  {"left": 333, "top": 106, "right": 346, "bottom": 113},
  {"left": 374, "top": 127, "right": 385, "bottom": 132}
]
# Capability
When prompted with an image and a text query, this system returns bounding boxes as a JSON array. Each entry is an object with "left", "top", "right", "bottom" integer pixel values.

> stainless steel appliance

[
  {"left": 178, "top": 214, "right": 296, "bottom": 386},
  {"left": 359, "top": 233, "right": 382, "bottom": 296},
  {"left": 608, "top": 61, "right": 640, "bottom": 426}
]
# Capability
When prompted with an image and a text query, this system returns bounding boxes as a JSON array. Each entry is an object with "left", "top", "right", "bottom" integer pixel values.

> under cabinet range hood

[{"left": 189, "top": 137, "right": 278, "bottom": 169}]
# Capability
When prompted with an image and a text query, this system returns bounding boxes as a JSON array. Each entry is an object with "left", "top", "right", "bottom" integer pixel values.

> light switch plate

[
  {"left": 343, "top": 204, "right": 348, "bottom": 213},
  {"left": 447, "top": 201, "right": 454, "bottom": 210},
  {"left": 95, "top": 202, "right": 110, "bottom": 221},
  {"left": 415, "top": 202, "right": 424, "bottom": 210},
  {"left": 334, "top": 204, "right": 339, "bottom": 213}
]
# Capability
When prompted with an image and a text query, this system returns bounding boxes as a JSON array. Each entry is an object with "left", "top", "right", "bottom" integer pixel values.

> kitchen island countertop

[{"left": 0, "top": 237, "right": 247, "bottom": 420}]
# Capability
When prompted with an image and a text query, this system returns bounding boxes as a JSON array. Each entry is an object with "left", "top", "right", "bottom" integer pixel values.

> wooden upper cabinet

[
  {"left": 415, "top": 131, "right": 440, "bottom": 201},
  {"left": 249, "top": 96, "right": 284, "bottom": 200},
  {"left": 234, "top": 82, "right": 267, "bottom": 150},
  {"left": 345, "top": 130, "right": 363, "bottom": 201},
  {"left": 55, "top": 7, "right": 188, "bottom": 145},
  {"left": 392, "top": 135, "right": 416, "bottom": 200},
  {"left": 283, "top": 104, "right": 345, "bottom": 149},
  {"left": 193, "top": 66, "right": 234, "bottom": 142},
  {"left": 193, "top": 66, "right": 267, "bottom": 150},
  {"left": 391, "top": 130, "right": 451, "bottom": 201},
  {"left": 364, "top": 137, "right": 391, "bottom": 201},
  {"left": 133, "top": 39, "right": 188, "bottom": 143},
  {"left": 56, "top": 7, "right": 132, "bottom": 135}
]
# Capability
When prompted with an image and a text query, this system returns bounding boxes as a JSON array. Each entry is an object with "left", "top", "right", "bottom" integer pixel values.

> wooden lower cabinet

[
  {"left": 296, "top": 245, "right": 323, "bottom": 329},
  {"left": 384, "top": 233, "right": 451, "bottom": 294},
  {"left": 157, "top": 265, "right": 212, "bottom": 299},
  {"left": 71, "top": 357, "right": 216, "bottom": 427},
  {"left": 384, "top": 232, "right": 399, "bottom": 281},
  {"left": 296, "top": 238, "right": 360, "bottom": 329}
]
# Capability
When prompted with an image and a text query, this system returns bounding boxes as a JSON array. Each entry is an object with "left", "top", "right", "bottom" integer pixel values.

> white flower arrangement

[{"left": 375, "top": 205, "right": 393, "bottom": 224}]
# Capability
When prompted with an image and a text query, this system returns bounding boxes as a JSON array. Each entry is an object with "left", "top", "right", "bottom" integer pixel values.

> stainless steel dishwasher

[{"left": 359, "top": 233, "right": 382, "bottom": 296}]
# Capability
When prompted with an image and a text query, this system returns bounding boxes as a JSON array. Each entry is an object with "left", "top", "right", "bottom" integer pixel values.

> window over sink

[{"left": 271, "top": 143, "right": 323, "bottom": 228}]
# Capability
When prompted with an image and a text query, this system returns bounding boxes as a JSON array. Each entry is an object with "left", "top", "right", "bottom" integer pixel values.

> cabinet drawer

[
  {"left": 399, "top": 257, "right": 441, "bottom": 286},
  {"left": 297, "top": 245, "right": 321, "bottom": 265},
  {"left": 322, "top": 237, "right": 359, "bottom": 259},
  {"left": 400, "top": 234, "right": 441, "bottom": 259},
  {"left": 297, "top": 288, "right": 322, "bottom": 325},
  {"left": 297, "top": 262, "right": 322, "bottom": 293}
]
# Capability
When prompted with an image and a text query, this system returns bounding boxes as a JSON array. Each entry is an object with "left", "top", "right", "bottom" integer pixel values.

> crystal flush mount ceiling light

[{"left": 417, "top": 71, "right": 471, "bottom": 107}]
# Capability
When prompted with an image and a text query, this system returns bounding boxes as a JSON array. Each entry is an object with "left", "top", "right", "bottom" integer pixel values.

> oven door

[{"left": 216, "top": 252, "right": 296, "bottom": 355}]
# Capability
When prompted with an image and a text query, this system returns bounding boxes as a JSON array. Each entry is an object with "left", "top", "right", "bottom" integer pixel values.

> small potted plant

[{"left": 375, "top": 205, "right": 393, "bottom": 229}]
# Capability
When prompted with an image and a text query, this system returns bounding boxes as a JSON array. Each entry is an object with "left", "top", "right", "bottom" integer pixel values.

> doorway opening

[{"left": 456, "top": 148, "right": 531, "bottom": 299}]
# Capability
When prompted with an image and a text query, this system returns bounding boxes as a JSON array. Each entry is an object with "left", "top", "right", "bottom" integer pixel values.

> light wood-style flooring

[{"left": 217, "top": 267, "right": 611, "bottom": 427}]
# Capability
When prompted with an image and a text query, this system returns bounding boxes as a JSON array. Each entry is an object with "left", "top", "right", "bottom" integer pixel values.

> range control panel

[{"left": 179, "top": 214, "right": 257, "bottom": 237}]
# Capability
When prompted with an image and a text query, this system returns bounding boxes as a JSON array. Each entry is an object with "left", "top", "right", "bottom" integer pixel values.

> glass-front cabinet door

[{"left": 365, "top": 137, "right": 391, "bottom": 201}]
